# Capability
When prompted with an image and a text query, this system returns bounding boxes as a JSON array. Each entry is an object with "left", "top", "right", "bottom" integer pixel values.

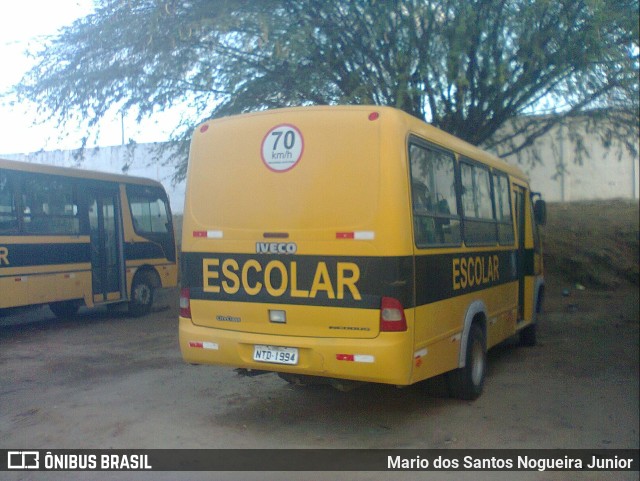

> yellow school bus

[
  {"left": 179, "top": 106, "right": 546, "bottom": 399},
  {"left": 0, "top": 158, "right": 178, "bottom": 318}
]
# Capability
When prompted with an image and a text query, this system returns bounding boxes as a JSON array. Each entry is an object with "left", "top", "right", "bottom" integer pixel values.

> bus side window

[
  {"left": 127, "top": 185, "right": 171, "bottom": 235},
  {"left": 493, "top": 172, "right": 515, "bottom": 245},
  {"left": 409, "top": 141, "right": 461, "bottom": 247},
  {"left": 412, "top": 181, "right": 436, "bottom": 244},
  {"left": 461, "top": 161, "right": 498, "bottom": 246},
  {"left": 0, "top": 170, "right": 18, "bottom": 233},
  {"left": 22, "top": 175, "right": 79, "bottom": 235}
]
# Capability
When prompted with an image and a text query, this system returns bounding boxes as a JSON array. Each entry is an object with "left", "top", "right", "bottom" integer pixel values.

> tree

[{"left": 11, "top": 0, "right": 639, "bottom": 181}]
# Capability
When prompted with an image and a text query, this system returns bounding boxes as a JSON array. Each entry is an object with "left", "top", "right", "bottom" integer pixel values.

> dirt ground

[{"left": 0, "top": 200, "right": 638, "bottom": 481}]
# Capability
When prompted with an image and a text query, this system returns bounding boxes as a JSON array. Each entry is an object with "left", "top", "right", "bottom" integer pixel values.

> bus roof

[
  {"left": 0, "top": 156, "right": 164, "bottom": 188},
  {"left": 390, "top": 107, "right": 528, "bottom": 181},
  {"left": 200, "top": 105, "right": 528, "bottom": 181}
]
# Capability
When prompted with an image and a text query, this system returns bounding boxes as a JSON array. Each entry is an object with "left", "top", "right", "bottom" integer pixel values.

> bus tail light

[
  {"left": 179, "top": 288, "right": 192, "bottom": 319},
  {"left": 380, "top": 297, "right": 407, "bottom": 332}
]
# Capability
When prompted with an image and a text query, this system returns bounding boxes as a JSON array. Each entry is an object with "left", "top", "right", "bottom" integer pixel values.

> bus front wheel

[
  {"left": 447, "top": 323, "right": 487, "bottom": 400},
  {"left": 128, "top": 271, "right": 156, "bottom": 317}
]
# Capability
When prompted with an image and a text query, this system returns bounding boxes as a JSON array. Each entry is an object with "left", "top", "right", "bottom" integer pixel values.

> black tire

[
  {"left": 49, "top": 300, "right": 81, "bottom": 319},
  {"left": 518, "top": 323, "right": 537, "bottom": 347},
  {"left": 448, "top": 323, "right": 487, "bottom": 400},
  {"left": 128, "top": 271, "right": 156, "bottom": 317}
]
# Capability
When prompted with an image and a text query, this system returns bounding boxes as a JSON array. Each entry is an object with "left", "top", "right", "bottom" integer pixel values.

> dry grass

[{"left": 542, "top": 199, "right": 639, "bottom": 288}]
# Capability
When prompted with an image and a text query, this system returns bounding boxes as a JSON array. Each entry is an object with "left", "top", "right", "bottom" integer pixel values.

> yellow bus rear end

[{"left": 179, "top": 106, "right": 417, "bottom": 385}]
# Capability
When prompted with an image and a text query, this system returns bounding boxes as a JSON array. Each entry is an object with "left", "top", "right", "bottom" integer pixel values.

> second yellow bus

[{"left": 0, "top": 158, "right": 178, "bottom": 318}]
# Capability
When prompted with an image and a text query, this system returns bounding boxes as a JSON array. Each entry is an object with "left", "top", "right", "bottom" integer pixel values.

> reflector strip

[
  {"left": 354, "top": 354, "right": 375, "bottom": 363},
  {"left": 188, "top": 341, "right": 219, "bottom": 350},
  {"left": 193, "top": 230, "right": 223, "bottom": 239},
  {"left": 336, "top": 231, "right": 375, "bottom": 240},
  {"left": 414, "top": 348, "right": 428, "bottom": 359},
  {"left": 336, "top": 354, "right": 374, "bottom": 363},
  {"left": 336, "top": 354, "right": 354, "bottom": 361}
]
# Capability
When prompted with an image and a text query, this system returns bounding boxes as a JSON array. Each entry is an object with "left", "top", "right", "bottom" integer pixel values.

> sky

[{"left": 0, "top": 0, "right": 174, "bottom": 155}]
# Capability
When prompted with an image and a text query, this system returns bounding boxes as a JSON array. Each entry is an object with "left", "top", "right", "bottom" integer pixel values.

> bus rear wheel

[
  {"left": 128, "top": 271, "right": 156, "bottom": 317},
  {"left": 519, "top": 323, "right": 537, "bottom": 347},
  {"left": 448, "top": 323, "right": 486, "bottom": 400},
  {"left": 49, "top": 300, "right": 81, "bottom": 319}
]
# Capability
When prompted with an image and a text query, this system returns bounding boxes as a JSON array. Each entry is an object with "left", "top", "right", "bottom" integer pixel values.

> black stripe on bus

[
  {"left": 414, "top": 250, "right": 518, "bottom": 306},
  {"left": 124, "top": 242, "right": 168, "bottom": 261},
  {"left": 0, "top": 243, "right": 91, "bottom": 269},
  {"left": 0, "top": 241, "right": 170, "bottom": 270},
  {"left": 181, "top": 253, "right": 413, "bottom": 310},
  {"left": 181, "top": 249, "right": 534, "bottom": 310}
]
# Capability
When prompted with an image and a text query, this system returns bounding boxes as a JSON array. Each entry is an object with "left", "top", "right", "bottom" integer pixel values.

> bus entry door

[{"left": 89, "top": 189, "right": 125, "bottom": 304}]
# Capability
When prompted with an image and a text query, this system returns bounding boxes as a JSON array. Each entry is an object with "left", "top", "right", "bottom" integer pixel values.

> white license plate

[{"left": 253, "top": 345, "right": 299, "bottom": 365}]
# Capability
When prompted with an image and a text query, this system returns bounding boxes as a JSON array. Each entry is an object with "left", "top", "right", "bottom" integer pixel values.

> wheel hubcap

[{"left": 135, "top": 285, "right": 151, "bottom": 305}]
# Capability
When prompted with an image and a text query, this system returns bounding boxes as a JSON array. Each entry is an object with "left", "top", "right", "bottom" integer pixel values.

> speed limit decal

[{"left": 261, "top": 124, "right": 304, "bottom": 172}]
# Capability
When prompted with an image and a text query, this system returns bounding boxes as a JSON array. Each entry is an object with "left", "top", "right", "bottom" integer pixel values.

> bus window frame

[
  {"left": 2, "top": 170, "right": 85, "bottom": 237},
  {"left": 492, "top": 170, "right": 516, "bottom": 246},
  {"left": 125, "top": 183, "right": 176, "bottom": 263},
  {"left": 408, "top": 136, "right": 462, "bottom": 250},
  {"left": 0, "top": 168, "right": 19, "bottom": 235},
  {"left": 125, "top": 184, "right": 173, "bottom": 237},
  {"left": 20, "top": 172, "right": 82, "bottom": 236},
  {"left": 459, "top": 157, "right": 499, "bottom": 247}
]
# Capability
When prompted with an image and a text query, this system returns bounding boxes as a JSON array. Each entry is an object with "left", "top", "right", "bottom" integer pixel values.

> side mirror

[{"left": 533, "top": 199, "right": 547, "bottom": 226}]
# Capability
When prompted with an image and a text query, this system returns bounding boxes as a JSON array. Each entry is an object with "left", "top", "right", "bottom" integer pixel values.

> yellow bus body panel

[
  {"left": 180, "top": 106, "right": 541, "bottom": 387},
  {"left": 179, "top": 315, "right": 415, "bottom": 385}
]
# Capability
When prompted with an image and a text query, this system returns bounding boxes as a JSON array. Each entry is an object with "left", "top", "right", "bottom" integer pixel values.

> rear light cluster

[
  {"left": 179, "top": 288, "right": 191, "bottom": 319},
  {"left": 380, "top": 297, "right": 407, "bottom": 332}
]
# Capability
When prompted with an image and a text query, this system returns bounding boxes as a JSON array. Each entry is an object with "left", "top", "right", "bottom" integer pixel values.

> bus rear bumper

[{"left": 179, "top": 316, "right": 413, "bottom": 385}]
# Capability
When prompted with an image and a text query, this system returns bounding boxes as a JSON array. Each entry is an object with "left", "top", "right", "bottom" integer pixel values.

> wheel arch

[{"left": 457, "top": 299, "right": 488, "bottom": 369}]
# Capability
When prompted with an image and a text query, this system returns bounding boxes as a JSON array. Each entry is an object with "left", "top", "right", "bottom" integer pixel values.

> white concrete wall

[
  {"left": 494, "top": 120, "right": 639, "bottom": 202},
  {"left": 1, "top": 143, "right": 186, "bottom": 213},
  {"left": 2, "top": 117, "right": 638, "bottom": 208}
]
